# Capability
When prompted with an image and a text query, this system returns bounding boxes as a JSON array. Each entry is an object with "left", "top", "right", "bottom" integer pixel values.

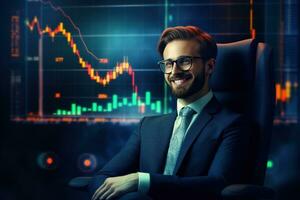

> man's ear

[{"left": 205, "top": 58, "right": 215, "bottom": 76}]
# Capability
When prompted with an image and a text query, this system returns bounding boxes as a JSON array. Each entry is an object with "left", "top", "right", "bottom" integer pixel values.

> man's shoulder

[
  {"left": 213, "top": 104, "right": 249, "bottom": 131},
  {"left": 204, "top": 95, "right": 247, "bottom": 128},
  {"left": 137, "top": 113, "right": 177, "bottom": 136},
  {"left": 218, "top": 106, "right": 243, "bottom": 119},
  {"left": 141, "top": 112, "right": 176, "bottom": 123}
]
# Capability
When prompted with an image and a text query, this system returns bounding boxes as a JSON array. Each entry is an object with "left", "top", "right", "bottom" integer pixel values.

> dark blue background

[{"left": 1, "top": 1, "right": 300, "bottom": 200}]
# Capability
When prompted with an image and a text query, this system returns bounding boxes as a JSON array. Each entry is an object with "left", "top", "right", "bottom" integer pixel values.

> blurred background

[{"left": 0, "top": 0, "right": 299, "bottom": 199}]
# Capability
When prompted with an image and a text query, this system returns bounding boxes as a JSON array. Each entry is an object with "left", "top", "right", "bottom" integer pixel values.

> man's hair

[{"left": 157, "top": 26, "right": 217, "bottom": 60}]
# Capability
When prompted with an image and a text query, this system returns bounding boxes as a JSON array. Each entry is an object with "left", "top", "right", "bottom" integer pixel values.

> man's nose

[{"left": 170, "top": 62, "right": 181, "bottom": 74}]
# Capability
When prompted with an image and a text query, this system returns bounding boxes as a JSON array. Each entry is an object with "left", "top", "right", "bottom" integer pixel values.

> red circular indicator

[
  {"left": 46, "top": 157, "right": 54, "bottom": 165},
  {"left": 37, "top": 152, "right": 58, "bottom": 170},
  {"left": 83, "top": 159, "right": 91, "bottom": 167},
  {"left": 78, "top": 154, "right": 97, "bottom": 172}
]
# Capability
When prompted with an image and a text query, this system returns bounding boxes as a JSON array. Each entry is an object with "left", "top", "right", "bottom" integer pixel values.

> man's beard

[{"left": 168, "top": 70, "right": 205, "bottom": 99}]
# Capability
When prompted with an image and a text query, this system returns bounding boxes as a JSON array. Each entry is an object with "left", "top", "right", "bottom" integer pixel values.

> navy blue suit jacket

[{"left": 88, "top": 96, "right": 254, "bottom": 199}]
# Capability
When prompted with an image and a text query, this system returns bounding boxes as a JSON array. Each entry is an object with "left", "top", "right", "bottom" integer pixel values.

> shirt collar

[{"left": 176, "top": 89, "right": 213, "bottom": 115}]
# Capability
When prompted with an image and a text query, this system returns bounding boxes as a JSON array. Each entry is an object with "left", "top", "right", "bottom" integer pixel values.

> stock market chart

[
  {"left": 11, "top": 0, "right": 171, "bottom": 123},
  {"left": 9, "top": 0, "right": 299, "bottom": 124}
]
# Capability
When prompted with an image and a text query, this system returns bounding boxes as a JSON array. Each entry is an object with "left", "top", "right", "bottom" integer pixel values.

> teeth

[{"left": 174, "top": 79, "right": 185, "bottom": 85}]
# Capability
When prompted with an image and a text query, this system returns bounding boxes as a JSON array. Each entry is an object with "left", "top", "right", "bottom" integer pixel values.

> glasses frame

[{"left": 157, "top": 56, "right": 204, "bottom": 74}]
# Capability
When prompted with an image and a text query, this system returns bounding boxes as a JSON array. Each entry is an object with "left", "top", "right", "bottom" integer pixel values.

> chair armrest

[
  {"left": 221, "top": 184, "right": 275, "bottom": 200},
  {"left": 68, "top": 176, "right": 93, "bottom": 190}
]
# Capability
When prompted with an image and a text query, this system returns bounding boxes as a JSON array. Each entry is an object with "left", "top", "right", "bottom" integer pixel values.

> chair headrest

[{"left": 210, "top": 39, "right": 258, "bottom": 113}]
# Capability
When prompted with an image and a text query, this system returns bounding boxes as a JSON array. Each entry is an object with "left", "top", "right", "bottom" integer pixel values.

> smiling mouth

[{"left": 170, "top": 75, "right": 192, "bottom": 87}]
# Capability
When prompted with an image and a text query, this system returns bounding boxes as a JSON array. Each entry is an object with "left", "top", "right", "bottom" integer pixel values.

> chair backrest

[{"left": 210, "top": 39, "right": 275, "bottom": 185}]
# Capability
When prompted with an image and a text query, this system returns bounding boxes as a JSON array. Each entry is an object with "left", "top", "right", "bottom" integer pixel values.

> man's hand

[{"left": 91, "top": 172, "right": 139, "bottom": 200}]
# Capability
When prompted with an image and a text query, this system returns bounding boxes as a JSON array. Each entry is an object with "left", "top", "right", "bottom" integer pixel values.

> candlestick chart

[{"left": 10, "top": 0, "right": 171, "bottom": 123}]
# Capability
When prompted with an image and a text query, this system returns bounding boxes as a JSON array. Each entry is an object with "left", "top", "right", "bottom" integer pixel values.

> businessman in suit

[{"left": 89, "top": 26, "right": 254, "bottom": 200}]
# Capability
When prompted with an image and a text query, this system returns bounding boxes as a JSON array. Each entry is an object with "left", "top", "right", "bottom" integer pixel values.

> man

[{"left": 89, "top": 26, "right": 253, "bottom": 200}]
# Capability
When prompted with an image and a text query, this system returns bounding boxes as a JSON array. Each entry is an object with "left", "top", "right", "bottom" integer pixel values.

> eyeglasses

[{"left": 157, "top": 56, "right": 203, "bottom": 74}]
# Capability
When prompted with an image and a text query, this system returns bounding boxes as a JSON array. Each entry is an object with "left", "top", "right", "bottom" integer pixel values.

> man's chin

[{"left": 171, "top": 88, "right": 190, "bottom": 99}]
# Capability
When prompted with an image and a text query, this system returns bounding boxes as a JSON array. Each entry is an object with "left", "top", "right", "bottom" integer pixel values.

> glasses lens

[
  {"left": 177, "top": 57, "right": 192, "bottom": 70},
  {"left": 161, "top": 60, "right": 172, "bottom": 73},
  {"left": 159, "top": 56, "right": 193, "bottom": 73}
]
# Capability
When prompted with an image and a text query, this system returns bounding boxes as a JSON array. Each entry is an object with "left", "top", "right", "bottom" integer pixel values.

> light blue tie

[{"left": 163, "top": 106, "right": 195, "bottom": 175}]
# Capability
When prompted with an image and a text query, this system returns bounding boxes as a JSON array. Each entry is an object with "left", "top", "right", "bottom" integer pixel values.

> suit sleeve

[
  {"left": 148, "top": 116, "right": 253, "bottom": 199},
  {"left": 88, "top": 118, "right": 144, "bottom": 196}
]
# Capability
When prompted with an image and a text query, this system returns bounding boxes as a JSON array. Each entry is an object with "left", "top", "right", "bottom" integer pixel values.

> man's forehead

[
  {"left": 165, "top": 39, "right": 199, "bottom": 48},
  {"left": 163, "top": 40, "right": 200, "bottom": 59}
]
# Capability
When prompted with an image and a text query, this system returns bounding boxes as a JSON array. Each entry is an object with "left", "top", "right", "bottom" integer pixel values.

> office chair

[
  {"left": 212, "top": 39, "right": 275, "bottom": 199},
  {"left": 69, "top": 39, "right": 275, "bottom": 200}
]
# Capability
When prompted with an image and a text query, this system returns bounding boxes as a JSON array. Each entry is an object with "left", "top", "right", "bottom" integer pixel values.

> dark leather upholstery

[
  {"left": 211, "top": 39, "right": 274, "bottom": 185},
  {"left": 211, "top": 39, "right": 275, "bottom": 199}
]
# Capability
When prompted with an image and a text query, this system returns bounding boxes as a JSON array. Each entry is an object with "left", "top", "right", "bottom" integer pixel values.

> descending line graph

[
  {"left": 9, "top": 0, "right": 169, "bottom": 123},
  {"left": 26, "top": 17, "right": 138, "bottom": 90},
  {"left": 40, "top": 0, "right": 102, "bottom": 61}
]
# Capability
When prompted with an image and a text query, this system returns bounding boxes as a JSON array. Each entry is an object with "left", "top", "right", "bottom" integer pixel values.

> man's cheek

[{"left": 164, "top": 76, "right": 171, "bottom": 86}]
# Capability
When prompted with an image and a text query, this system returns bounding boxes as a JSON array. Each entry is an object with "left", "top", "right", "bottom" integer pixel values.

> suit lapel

[
  {"left": 173, "top": 96, "right": 221, "bottom": 174},
  {"left": 153, "top": 112, "right": 177, "bottom": 173}
]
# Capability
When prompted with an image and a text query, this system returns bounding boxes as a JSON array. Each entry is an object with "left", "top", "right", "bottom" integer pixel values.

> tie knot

[{"left": 179, "top": 106, "right": 195, "bottom": 117}]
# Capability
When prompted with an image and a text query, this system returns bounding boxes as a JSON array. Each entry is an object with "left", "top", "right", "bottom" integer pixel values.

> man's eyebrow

[
  {"left": 177, "top": 55, "right": 191, "bottom": 59},
  {"left": 162, "top": 58, "right": 174, "bottom": 61},
  {"left": 164, "top": 55, "right": 191, "bottom": 61}
]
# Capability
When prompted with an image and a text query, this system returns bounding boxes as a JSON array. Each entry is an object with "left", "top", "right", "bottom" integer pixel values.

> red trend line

[
  {"left": 40, "top": 0, "right": 101, "bottom": 61},
  {"left": 26, "top": 17, "right": 138, "bottom": 93}
]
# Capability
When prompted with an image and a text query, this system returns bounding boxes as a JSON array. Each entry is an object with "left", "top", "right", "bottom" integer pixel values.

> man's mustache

[{"left": 169, "top": 73, "right": 192, "bottom": 81}]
